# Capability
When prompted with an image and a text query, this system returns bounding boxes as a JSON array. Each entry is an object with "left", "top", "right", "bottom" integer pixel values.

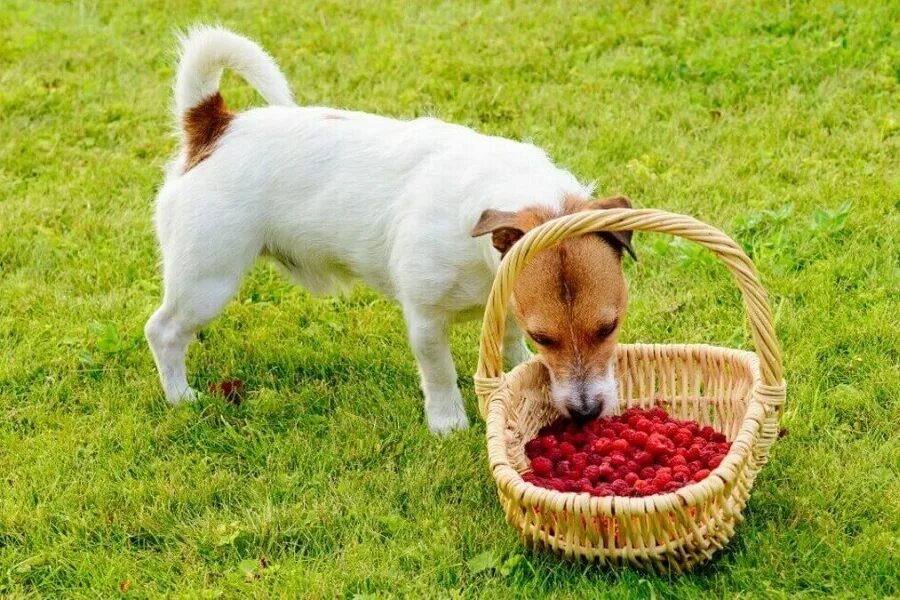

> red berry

[
  {"left": 610, "top": 480, "right": 632, "bottom": 496},
  {"left": 634, "top": 451, "right": 654, "bottom": 467},
  {"left": 576, "top": 477, "right": 593, "bottom": 493},
  {"left": 545, "top": 447, "right": 563, "bottom": 462},
  {"left": 711, "top": 432, "right": 727, "bottom": 443},
  {"left": 555, "top": 460, "right": 571, "bottom": 477},
  {"left": 525, "top": 439, "right": 542, "bottom": 458},
  {"left": 559, "top": 441, "right": 576, "bottom": 457},
  {"left": 685, "top": 446, "right": 701, "bottom": 461},
  {"left": 531, "top": 456, "right": 553, "bottom": 476},
  {"left": 664, "top": 422, "right": 679, "bottom": 437},
  {"left": 669, "top": 454, "right": 687, "bottom": 467},
  {"left": 609, "top": 453, "right": 627, "bottom": 467},
  {"left": 600, "top": 427, "right": 616, "bottom": 439},
  {"left": 673, "top": 431, "right": 693, "bottom": 447},
  {"left": 692, "top": 469, "right": 711, "bottom": 482},
  {"left": 707, "top": 454, "right": 725, "bottom": 469},
  {"left": 595, "top": 485, "right": 614, "bottom": 496},
  {"left": 539, "top": 435, "right": 558, "bottom": 450},
  {"left": 597, "top": 465, "right": 615, "bottom": 481},
  {"left": 587, "top": 453, "right": 605, "bottom": 466},
  {"left": 610, "top": 422, "right": 627, "bottom": 434},
  {"left": 584, "top": 464, "right": 602, "bottom": 483},
  {"left": 640, "top": 466, "right": 656, "bottom": 480},
  {"left": 699, "top": 426, "right": 716, "bottom": 441},
  {"left": 624, "top": 472, "right": 639, "bottom": 485},
  {"left": 631, "top": 430, "right": 649, "bottom": 448},
  {"left": 627, "top": 414, "right": 643, "bottom": 428},
  {"left": 611, "top": 439, "right": 630, "bottom": 453},
  {"left": 688, "top": 460, "right": 703, "bottom": 472},
  {"left": 634, "top": 479, "right": 656, "bottom": 496},
  {"left": 571, "top": 452, "right": 588, "bottom": 469},
  {"left": 635, "top": 418, "right": 654, "bottom": 434},
  {"left": 654, "top": 470, "right": 673, "bottom": 486},
  {"left": 591, "top": 438, "right": 612, "bottom": 456},
  {"left": 649, "top": 407, "right": 668, "bottom": 421},
  {"left": 646, "top": 433, "right": 675, "bottom": 456},
  {"left": 673, "top": 465, "right": 692, "bottom": 478}
]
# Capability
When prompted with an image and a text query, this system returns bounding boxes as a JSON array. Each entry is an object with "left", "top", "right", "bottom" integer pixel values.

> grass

[{"left": 1, "top": 0, "right": 898, "bottom": 597}]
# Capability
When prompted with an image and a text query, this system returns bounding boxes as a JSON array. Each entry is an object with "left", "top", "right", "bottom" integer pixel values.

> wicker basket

[{"left": 473, "top": 208, "right": 786, "bottom": 571}]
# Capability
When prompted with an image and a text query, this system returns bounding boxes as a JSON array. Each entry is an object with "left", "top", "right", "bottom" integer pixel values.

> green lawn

[{"left": 1, "top": 1, "right": 898, "bottom": 597}]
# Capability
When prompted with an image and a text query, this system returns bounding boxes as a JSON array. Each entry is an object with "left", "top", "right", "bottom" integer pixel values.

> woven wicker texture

[{"left": 473, "top": 208, "right": 786, "bottom": 570}]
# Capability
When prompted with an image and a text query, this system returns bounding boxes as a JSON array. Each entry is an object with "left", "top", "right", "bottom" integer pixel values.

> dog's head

[{"left": 472, "top": 196, "right": 635, "bottom": 421}]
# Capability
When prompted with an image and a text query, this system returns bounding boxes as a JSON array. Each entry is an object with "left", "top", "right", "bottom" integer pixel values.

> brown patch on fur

[
  {"left": 472, "top": 195, "right": 636, "bottom": 416},
  {"left": 182, "top": 93, "right": 234, "bottom": 172}
]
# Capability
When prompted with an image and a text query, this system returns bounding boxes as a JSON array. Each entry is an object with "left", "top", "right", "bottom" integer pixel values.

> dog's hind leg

[{"left": 145, "top": 207, "right": 259, "bottom": 405}]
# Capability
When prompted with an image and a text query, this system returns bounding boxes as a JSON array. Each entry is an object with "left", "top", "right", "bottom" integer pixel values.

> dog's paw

[
  {"left": 428, "top": 409, "right": 470, "bottom": 436},
  {"left": 166, "top": 386, "right": 197, "bottom": 406},
  {"left": 426, "top": 389, "right": 470, "bottom": 435}
]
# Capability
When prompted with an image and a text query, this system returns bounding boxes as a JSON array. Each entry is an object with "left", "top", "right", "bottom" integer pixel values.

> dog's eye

[
  {"left": 529, "top": 332, "right": 558, "bottom": 348},
  {"left": 595, "top": 320, "right": 618, "bottom": 340}
]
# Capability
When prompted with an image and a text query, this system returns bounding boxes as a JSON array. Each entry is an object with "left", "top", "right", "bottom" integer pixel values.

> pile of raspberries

[{"left": 523, "top": 407, "right": 730, "bottom": 497}]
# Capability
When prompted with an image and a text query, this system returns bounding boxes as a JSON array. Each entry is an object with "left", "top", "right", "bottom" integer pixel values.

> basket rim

[{"left": 485, "top": 342, "right": 769, "bottom": 518}]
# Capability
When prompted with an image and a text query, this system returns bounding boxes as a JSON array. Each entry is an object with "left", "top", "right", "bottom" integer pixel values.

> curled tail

[
  {"left": 174, "top": 26, "right": 294, "bottom": 121},
  {"left": 173, "top": 27, "right": 293, "bottom": 170}
]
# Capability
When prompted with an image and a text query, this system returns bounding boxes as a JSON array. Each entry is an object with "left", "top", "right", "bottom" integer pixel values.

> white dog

[{"left": 146, "top": 27, "right": 635, "bottom": 434}]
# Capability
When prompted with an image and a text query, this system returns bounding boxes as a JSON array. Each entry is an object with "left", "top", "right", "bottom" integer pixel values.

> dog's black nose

[{"left": 570, "top": 403, "right": 601, "bottom": 423}]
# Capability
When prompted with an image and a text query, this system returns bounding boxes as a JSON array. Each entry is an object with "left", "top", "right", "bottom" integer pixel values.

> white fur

[
  {"left": 548, "top": 361, "right": 618, "bottom": 419},
  {"left": 146, "top": 27, "right": 592, "bottom": 434}
]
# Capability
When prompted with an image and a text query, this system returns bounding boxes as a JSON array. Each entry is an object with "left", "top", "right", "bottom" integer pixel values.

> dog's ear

[
  {"left": 471, "top": 209, "right": 525, "bottom": 255},
  {"left": 593, "top": 196, "right": 637, "bottom": 261}
]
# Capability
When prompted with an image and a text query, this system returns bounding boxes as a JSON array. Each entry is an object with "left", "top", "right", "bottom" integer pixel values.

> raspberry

[
  {"left": 597, "top": 465, "right": 616, "bottom": 481},
  {"left": 555, "top": 460, "right": 571, "bottom": 477},
  {"left": 631, "top": 430, "right": 649, "bottom": 448},
  {"left": 634, "top": 451, "right": 654, "bottom": 467},
  {"left": 673, "top": 471, "right": 689, "bottom": 484},
  {"left": 669, "top": 454, "right": 687, "bottom": 467},
  {"left": 525, "top": 439, "right": 542, "bottom": 458},
  {"left": 633, "top": 479, "right": 657, "bottom": 496},
  {"left": 688, "top": 460, "right": 703, "bottom": 472},
  {"left": 624, "top": 472, "right": 639, "bottom": 485},
  {"left": 548, "top": 478, "right": 568, "bottom": 492},
  {"left": 576, "top": 477, "right": 593, "bottom": 493},
  {"left": 522, "top": 471, "right": 537, "bottom": 483},
  {"left": 699, "top": 426, "right": 716, "bottom": 441},
  {"left": 610, "top": 479, "right": 632, "bottom": 496},
  {"left": 611, "top": 439, "right": 630, "bottom": 453},
  {"left": 685, "top": 422, "right": 700, "bottom": 435},
  {"left": 559, "top": 441, "right": 576, "bottom": 458},
  {"left": 711, "top": 432, "right": 727, "bottom": 443},
  {"left": 646, "top": 433, "right": 675, "bottom": 456},
  {"left": 654, "top": 470, "right": 673, "bottom": 486},
  {"left": 692, "top": 469, "right": 711, "bottom": 482},
  {"left": 545, "top": 447, "right": 563, "bottom": 462},
  {"left": 707, "top": 454, "right": 725, "bottom": 469},
  {"left": 595, "top": 485, "right": 614, "bottom": 496},
  {"left": 672, "top": 465, "right": 692, "bottom": 478},
  {"left": 664, "top": 422, "right": 679, "bottom": 437},
  {"left": 600, "top": 427, "right": 616, "bottom": 439},
  {"left": 539, "top": 435, "right": 558, "bottom": 451},
  {"left": 591, "top": 438, "right": 613, "bottom": 455},
  {"left": 571, "top": 452, "right": 589, "bottom": 468},
  {"left": 609, "top": 453, "right": 627, "bottom": 467},
  {"left": 587, "top": 453, "right": 605, "bottom": 466},
  {"left": 565, "top": 479, "right": 582, "bottom": 492},
  {"left": 615, "top": 466, "right": 633, "bottom": 481},
  {"left": 627, "top": 414, "right": 643, "bottom": 428},
  {"left": 700, "top": 450, "right": 715, "bottom": 466},
  {"left": 651, "top": 422, "right": 668, "bottom": 436},
  {"left": 640, "top": 466, "right": 656, "bottom": 479},
  {"left": 649, "top": 407, "right": 668, "bottom": 421},
  {"left": 685, "top": 446, "right": 701, "bottom": 461},
  {"left": 635, "top": 418, "right": 654, "bottom": 433},
  {"left": 531, "top": 456, "right": 553, "bottom": 476},
  {"left": 673, "top": 431, "right": 693, "bottom": 447},
  {"left": 609, "top": 422, "right": 627, "bottom": 434},
  {"left": 584, "top": 464, "right": 602, "bottom": 483}
]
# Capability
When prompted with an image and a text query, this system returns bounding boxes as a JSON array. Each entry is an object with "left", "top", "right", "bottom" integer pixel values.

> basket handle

[{"left": 473, "top": 207, "right": 785, "bottom": 417}]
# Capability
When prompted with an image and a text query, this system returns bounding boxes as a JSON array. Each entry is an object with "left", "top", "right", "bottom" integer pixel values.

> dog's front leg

[{"left": 402, "top": 306, "right": 469, "bottom": 435}]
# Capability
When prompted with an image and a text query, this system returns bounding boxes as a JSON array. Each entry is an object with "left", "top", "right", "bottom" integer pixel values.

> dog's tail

[{"left": 174, "top": 26, "right": 294, "bottom": 125}]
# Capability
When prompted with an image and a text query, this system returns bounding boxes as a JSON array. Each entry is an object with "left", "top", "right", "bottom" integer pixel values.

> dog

[{"left": 145, "top": 27, "right": 636, "bottom": 434}]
